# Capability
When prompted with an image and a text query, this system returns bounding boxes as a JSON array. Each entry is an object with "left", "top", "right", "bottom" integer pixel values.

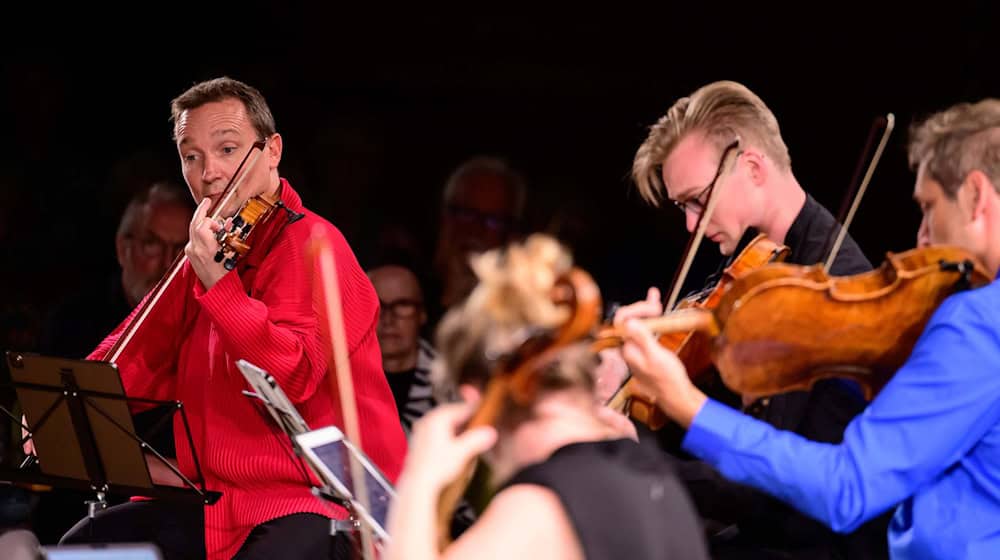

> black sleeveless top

[{"left": 502, "top": 438, "right": 709, "bottom": 560}]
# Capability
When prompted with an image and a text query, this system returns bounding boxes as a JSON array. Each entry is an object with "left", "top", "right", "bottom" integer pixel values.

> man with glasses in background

[
  {"left": 41, "top": 181, "right": 194, "bottom": 358},
  {"left": 30, "top": 181, "right": 193, "bottom": 545},
  {"left": 613, "top": 80, "right": 888, "bottom": 559},
  {"left": 430, "top": 156, "right": 526, "bottom": 326},
  {"left": 367, "top": 263, "right": 436, "bottom": 435}
]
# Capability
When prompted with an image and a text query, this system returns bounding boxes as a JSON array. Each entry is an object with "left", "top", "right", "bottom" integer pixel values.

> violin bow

[
  {"left": 310, "top": 224, "right": 376, "bottom": 560},
  {"left": 104, "top": 140, "right": 267, "bottom": 364},
  {"left": 664, "top": 139, "right": 742, "bottom": 311},
  {"left": 822, "top": 114, "right": 895, "bottom": 274}
]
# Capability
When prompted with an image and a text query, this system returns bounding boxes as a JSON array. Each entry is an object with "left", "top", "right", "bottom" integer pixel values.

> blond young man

[
  {"left": 619, "top": 81, "right": 888, "bottom": 558},
  {"left": 621, "top": 98, "right": 1000, "bottom": 560}
]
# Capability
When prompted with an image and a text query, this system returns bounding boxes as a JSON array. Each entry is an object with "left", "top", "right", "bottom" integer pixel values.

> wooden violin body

[
  {"left": 706, "top": 245, "right": 994, "bottom": 399},
  {"left": 214, "top": 192, "right": 281, "bottom": 270}
]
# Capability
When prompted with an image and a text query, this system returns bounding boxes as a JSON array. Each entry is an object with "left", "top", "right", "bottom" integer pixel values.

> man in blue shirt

[{"left": 618, "top": 99, "right": 1000, "bottom": 559}]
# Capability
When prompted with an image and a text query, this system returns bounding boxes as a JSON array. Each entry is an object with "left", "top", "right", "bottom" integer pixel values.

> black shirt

[
  {"left": 780, "top": 193, "right": 872, "bottom": 276},
  {"left": 504, "top": 439, "right": 709, "bottom": 560},
  {"left": 385, "top": 368, "right": 417, "bottom": 416}
]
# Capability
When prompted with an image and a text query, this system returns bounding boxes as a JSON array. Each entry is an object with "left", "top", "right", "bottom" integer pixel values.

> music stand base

[
  {"left": 331, "top": 519, "right": 360, "bottom": 536},
  {"left": 86, "top": 491, "right": 108, "bottom": 519}
]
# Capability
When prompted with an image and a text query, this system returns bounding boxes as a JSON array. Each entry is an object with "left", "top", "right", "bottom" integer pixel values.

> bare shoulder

[{"left": 444, "top": 484, "right": 584, "bottom": 560}]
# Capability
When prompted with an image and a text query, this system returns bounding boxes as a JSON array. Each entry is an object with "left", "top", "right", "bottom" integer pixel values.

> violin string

[{"left": 822, "top": 114, "right": 895, "bottom": 274}]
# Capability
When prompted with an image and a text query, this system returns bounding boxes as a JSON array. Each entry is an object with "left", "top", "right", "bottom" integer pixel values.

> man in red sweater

[{"left": 59, "top": 77, "right": 407, "bottom": 559}]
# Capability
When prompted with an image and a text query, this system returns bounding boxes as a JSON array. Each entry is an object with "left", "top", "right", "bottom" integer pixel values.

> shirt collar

[{"left": 784, "top": 193, "right": 817, "bottom": 248}]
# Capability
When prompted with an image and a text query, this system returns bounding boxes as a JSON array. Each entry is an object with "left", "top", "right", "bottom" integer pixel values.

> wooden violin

[
  {"left": 599, "top": 233, "right": 789, "bottom": 429},
  {"left": 600, "top": 245, "right": 994, "bottom": 400},
  {"left": 213, "top": 179, "right": 303, "bottom": 270}
]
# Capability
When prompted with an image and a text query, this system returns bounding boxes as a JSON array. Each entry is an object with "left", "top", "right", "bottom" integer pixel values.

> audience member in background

[
  {"left": 431, "top": 156, "right": 527, "bottom": 324},
  {"left": 27, "top": 180, "right": 193, "bottom": 545},
  {"left": 39, "top": 181, "right": 194, "bottom": 359},
  {"left": 367, "top": 263, "right": 437, "bottom": 434}
]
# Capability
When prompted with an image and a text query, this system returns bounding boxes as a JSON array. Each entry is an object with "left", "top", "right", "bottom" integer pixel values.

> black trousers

[{"left": 60, "top": 500, "right": 356, "bottom": 560}]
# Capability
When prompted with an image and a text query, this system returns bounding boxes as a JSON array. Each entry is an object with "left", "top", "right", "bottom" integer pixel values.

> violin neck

[{"left": 595, "top": 309, "right": 719, "bottom": 351}]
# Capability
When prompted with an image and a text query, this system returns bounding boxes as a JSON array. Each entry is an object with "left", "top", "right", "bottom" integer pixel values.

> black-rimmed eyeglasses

[
  {"left": 379, "top": 298, "right": 423, "bottom": 319},
  {"left": 671, "top": 140, "right": 742, "bottom": 215}
]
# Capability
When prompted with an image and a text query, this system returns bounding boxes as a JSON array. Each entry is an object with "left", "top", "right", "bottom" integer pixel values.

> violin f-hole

[{"left": 939, "top": 258, "right": 976, "bottom": 291}]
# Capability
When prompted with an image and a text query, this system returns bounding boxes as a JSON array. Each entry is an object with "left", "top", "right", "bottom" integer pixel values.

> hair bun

[{"left": 466, "top": 234, "right": 572, "bottom": 330}]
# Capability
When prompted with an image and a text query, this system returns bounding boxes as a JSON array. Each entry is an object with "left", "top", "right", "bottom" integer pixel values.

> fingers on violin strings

[
  {"left": 646, "top": 287, "right": 662, "bottom": 306},
  {"left": 195, "top": 197, "right": 212, "bottom": 218},
  {"left": 643, "top": 287, "right": 664, "bottom": 316},
  {"left": 613, "top": 296, "right": 663, "bottom": 328},
  {"left": 623, "top": 318, "right": 658, "bottom": 352},
  {"left": 190, "top": 199, "right": 212, "bottom": 238}
]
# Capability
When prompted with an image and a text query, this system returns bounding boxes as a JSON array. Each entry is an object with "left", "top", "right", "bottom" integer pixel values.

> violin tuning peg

[
  {"left": 224, "top": 256, "right": 238, "bottom": 271},
  {"left": 214, "top": 249, "right": 225, "bottom": 264}
]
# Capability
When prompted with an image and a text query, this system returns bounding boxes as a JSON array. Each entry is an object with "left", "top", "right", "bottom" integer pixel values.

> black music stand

[{"left": 1, "top": 351, "right": 220, "bottom": 518}]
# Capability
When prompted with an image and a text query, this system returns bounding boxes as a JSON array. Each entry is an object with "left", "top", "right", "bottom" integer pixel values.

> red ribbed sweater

[{"left": 89, "top": 180, "right": 407, "bottom": 559}]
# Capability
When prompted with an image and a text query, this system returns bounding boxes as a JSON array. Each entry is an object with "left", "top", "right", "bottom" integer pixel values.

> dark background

[
  {"left": 2, "top": 3, "right": 999, "bottom": 343},
  {"left": 1, "top": 4, "right": 998, "bottom": 546}
]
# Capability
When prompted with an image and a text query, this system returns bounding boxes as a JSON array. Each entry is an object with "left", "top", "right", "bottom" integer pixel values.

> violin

[
  {"left": 104, "top": 140, "right": 299, "bottom": 363},
  {"left": 598, "top": 233, "right": 789, "bottom": 429},
  {"left": 435, "top": 266, "right": 603, "bottom": 551},
  {"left": 599, "top": 245, "right": 994, "bottom": 400},
  {"left": 214, "top": 186, "right": 303, "bottom": 271}
]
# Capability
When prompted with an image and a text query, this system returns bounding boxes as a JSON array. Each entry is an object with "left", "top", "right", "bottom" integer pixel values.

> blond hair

[
  {"left": 632, "top": 80, "right": 791, "bottom": 206},
  {"left": 431, "top": 234, "right": 597, "bottom": 415},
  {"left": 908, "top": 99, "right": 1000, "bottom": 198}
]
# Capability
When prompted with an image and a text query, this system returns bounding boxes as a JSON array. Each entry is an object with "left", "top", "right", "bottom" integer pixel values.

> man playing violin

[
  {"left": 621, "top": 99, "right": 1000, "bottom": 559},
  {"left": 621, "top": 80, "right": 889, "bottom": 558},
  {"left": 58, "top": 77, "right": 407, "bottom": 559}
]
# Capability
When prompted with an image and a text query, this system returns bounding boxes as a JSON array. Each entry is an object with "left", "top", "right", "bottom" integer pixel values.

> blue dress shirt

[{"left": 683, "top": 274, "right": 1000, "bottom": 559}]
